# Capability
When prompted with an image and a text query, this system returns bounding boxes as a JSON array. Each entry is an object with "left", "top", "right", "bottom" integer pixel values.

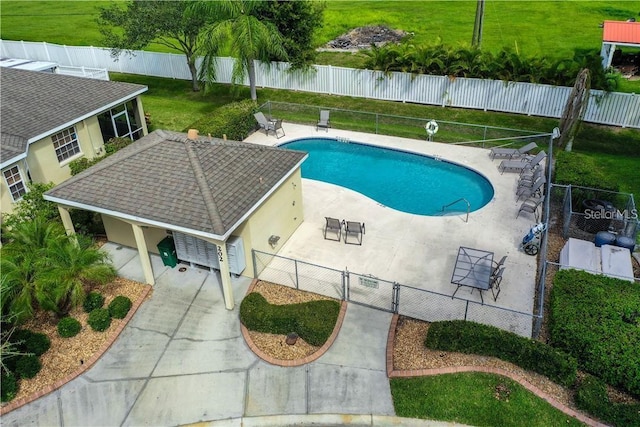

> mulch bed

[{"left": 3, "top": 278, "right": 150, "bottom": 406}]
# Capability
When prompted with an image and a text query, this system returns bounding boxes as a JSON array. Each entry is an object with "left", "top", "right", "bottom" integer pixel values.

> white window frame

[
  {"left": 3, "top": 165, "right": 27, "bottom": 202},
  {"left": 52, "top": 126, "right": 81, "bottom": 163}
]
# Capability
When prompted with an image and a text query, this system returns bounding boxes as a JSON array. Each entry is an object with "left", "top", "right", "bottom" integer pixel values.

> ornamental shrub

[
  {"left": 83, "top": 291, "right": 105, "bottom": 313},
  {"left": 108, "top": 296, "right": 132, "bottom": 319},
  {"left": 1, "top": 372, "right": 18, "bottom": 402},
  {"left": 69, "top": 157, "right": 101, "bottom": 176},
  {"left": 57, "top": 317, "right": 82, "bottom": 338},
  {"left": 549, "top": 269, "right": 640, "bottom": 396},
  {"left": 87, "top": 308, "right": 111, "bottom": 332},
  {"left": 15, "top": 355, "right": 42, "bottom": 379},
  {"left": 425, "top": 320, "right": 577, "bottom": 387},
  {"left": 22, "top": 332, "right": 50, "bottom": 356},
  {"left": 240, "top": 292, "right": 340, "bottom": 347},
  {"left": 186, "top": 100, "right": 258, "bottom": 141},
  {"left": 11, "top": 329, "right": 49, "bottom": 356}
]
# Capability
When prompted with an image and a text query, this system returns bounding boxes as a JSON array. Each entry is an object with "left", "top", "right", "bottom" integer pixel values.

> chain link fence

[
  {"left": 554, "top": 184, "right": 638, "bottom": 241},
  {"left": 258, "top": 101, "right": 551, "bottom": 148},
  {"left": 253, "top": 250, "right": 539, "bottom": 337}
]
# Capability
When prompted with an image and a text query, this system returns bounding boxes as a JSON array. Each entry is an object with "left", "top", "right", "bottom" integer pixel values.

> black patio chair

[{"left": 490, "top": 267, "right": 504, "bottom": 301}]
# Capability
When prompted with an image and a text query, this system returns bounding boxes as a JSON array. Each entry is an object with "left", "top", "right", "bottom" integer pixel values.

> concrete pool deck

[{"left": 245, "top": 124, "right": 548, "bottom": 336}]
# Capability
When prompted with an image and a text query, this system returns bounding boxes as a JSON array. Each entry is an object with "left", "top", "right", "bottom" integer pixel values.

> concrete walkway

[{"left": 2, "top": 245, "right": 451, "bottom": 426}]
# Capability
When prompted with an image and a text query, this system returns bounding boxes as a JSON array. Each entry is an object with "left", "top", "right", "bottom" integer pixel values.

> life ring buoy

[{"left": 425, "top": 120, "right": 439, "bottom": 136}]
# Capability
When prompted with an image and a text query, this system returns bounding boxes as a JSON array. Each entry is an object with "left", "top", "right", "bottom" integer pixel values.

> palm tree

[
  {"left": 37, "top": 235, "right": 116, "bottom": 316},
  {"left": 0, "top": 217, "right": 65, "bottom": 323},
  {"left": 193, "top": 0, "right": 288, "bottom": 101}
]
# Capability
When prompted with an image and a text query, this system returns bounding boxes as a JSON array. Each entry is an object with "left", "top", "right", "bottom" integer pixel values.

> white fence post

[{"left": 43, "top": 41, "right": 51, "bottom": 61}]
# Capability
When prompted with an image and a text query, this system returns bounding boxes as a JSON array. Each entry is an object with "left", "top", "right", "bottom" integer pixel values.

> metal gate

[{"left": 346, "top": 270, "right": 398, "bottom": 313}]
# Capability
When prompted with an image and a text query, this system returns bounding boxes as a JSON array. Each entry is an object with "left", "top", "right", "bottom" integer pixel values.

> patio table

[{"left": 451, "top": 246, "right": 494, "bottom": 304}]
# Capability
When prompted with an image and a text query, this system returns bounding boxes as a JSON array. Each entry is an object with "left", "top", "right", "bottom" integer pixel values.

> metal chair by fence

[
  {"left": 490, "top": 267, "right": 504, "bottom": 301},
  {"left": 254, "top": 112, "right": 285, "bottom": 138},
  {"left": 344, "top": 220, "right": 365, "bottom": 245},
  {"left": 323, "top": 217, "right": 342, "bottom": 241},
  {"left": 499, "top": 150, "right": 546, "bottom": 174},
  {"left": 317, "top": 110, "right": 331, "bottom": 132},
  {"left": 489, "top": 141, "right": 538, "bottom": 160},
  {"left": 517, "top": 197, "right": 543, "bottom": 220}
]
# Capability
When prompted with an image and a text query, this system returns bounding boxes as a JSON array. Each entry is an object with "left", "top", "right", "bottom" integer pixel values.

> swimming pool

[{"left": 280, "top": 138, "right": 494, "bottom": 216}]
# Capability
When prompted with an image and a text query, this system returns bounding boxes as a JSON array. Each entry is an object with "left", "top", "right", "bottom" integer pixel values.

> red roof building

[
  {"left": 603, "top": 20, "right": 640, "bottom": 44},
  {"left": 601, "top": 20, "right": 640, "bottom": 69}
]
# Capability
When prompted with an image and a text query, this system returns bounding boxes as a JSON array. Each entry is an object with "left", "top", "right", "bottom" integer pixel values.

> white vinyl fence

[{"left": 2, "top": 40, "right": 638, "bottom": 128}]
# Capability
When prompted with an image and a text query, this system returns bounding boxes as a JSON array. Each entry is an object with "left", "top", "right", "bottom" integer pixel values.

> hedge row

[
  {"left": 240, "top": 292, "right": 340, "bottom": 347},
  {"left": 424, "top": 320, "right": 577, "bottom": 387},
  {"left": 187, "top": 99, "right": 258, "bottom": 142},
  {"left": 575, "top": 374, "right": 640, "bottom": 427},
  {"left": 549, "top": 269, "right": 640, "bottom": 397}
]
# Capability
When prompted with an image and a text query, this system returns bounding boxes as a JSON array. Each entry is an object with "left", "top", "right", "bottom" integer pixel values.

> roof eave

[
  {"left": 0, "top": 152, "right": 27, "bottom": 170},
  {"left": 43, "top": 195, "right": 227, "bottom": 242}
]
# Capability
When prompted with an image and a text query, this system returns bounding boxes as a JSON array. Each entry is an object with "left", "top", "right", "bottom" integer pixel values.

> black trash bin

[
  {"left": 579, "top": 199, "right": 615, "bottom": 233},
  {"left": 157, "top": 236, "right": 178, "bottom": 268}
]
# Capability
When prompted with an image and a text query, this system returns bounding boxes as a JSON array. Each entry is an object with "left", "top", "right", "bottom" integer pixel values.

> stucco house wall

[
  {"left": 235, "top": 169, "right": 304, "bottom": 276},
  {"left": 25, "top": 117, "right": 106, "bottom": 185},
  {"left": 101, "top": 215, "right": 168, "bottom": 255}
]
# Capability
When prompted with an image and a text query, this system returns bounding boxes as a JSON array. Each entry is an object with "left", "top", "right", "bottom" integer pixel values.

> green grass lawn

[
  {"left": 114, "top": 72, "right": 640, "bottom": 199},
  {"left": 5, "top": 1, "right": 638, "bottom": 60},
  {"left": 391, "top": 373, "right": 586, "bottom": 427},
  {"left": 2, "top": 1, "right": 639, "bottom": 92}
]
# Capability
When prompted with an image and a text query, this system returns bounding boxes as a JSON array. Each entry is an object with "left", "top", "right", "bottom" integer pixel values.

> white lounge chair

[{"left": 489, "top": 141, "right": 538, "bottom": 160}]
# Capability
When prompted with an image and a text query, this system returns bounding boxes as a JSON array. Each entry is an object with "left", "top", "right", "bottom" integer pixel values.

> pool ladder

[{"left": 441, "top": 198, "right": 470, "bottom": 223}]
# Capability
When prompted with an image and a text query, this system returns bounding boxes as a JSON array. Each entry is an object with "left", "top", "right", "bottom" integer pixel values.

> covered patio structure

[{"left": 44, "top": 129, "right": 307, "bottom": 309}]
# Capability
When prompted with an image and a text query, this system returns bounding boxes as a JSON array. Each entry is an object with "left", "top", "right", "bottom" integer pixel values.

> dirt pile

[{"left": 325, "top": 25, "right": 407, "bottom": 50}]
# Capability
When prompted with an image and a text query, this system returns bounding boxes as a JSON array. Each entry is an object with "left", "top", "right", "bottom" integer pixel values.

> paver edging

[
  {"left": 0, "top": 284, "right": 152, "bottom": 415},
  {"left": 385, "top": 313, "right": 608, "bottom": 427},
  {"left": 240, "top": 279, "right": 348, "bottom": 367}
]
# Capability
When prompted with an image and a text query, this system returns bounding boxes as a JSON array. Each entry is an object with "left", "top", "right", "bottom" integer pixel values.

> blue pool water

[{"left": 280, "top": 138, "right": 494, "bottom": 216}]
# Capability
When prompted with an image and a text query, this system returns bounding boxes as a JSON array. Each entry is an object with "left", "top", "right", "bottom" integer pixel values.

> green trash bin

[{"left": 157, "top": 236, "right": 178, "bottom": 268}]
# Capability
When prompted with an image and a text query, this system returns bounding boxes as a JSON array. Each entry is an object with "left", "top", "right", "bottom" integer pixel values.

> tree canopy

[
  {"left": 97, "top": 0, "right": 212, "bottom": 91},
  {"left": 254, "top": 0, "right": 325, "bottom": 70},
  {"left": 192, "top": 0, "right": 288, "bottom": 101}
]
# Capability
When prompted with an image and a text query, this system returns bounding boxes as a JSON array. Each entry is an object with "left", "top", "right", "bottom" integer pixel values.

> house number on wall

[{"left": 217, "top": 246, "right": 223, "bottom": 262}]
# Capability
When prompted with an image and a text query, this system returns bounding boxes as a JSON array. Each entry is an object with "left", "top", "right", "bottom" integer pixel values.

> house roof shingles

[
  {"left": 45, "top": 130, "right": 307, "bottom": 239},
  {"left": 1, "top": 67, "right": 147, "bottom": 164}
]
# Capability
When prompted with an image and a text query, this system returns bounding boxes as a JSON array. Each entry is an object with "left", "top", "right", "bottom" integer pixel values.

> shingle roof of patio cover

[{"left": 44, "top": 130, "right": 307, "bottom": 240}]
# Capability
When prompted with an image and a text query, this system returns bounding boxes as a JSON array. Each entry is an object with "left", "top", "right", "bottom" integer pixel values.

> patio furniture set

[
  {"left": 323, "top": 217, "right": 365, "bottom": 245},
  {"left": 254, "top": 110, "right": 332, "bottom": 138},
  {"left": 451, "top": 247, "right": 507, "bottom": 303},
  {"left": 489, "top": 143, "right": 548, "bottom": 221}
]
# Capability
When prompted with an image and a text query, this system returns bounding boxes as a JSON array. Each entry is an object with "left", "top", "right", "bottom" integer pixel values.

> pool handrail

[{"left": 442, "top": 198, "right": 470, "bottom": 223}]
